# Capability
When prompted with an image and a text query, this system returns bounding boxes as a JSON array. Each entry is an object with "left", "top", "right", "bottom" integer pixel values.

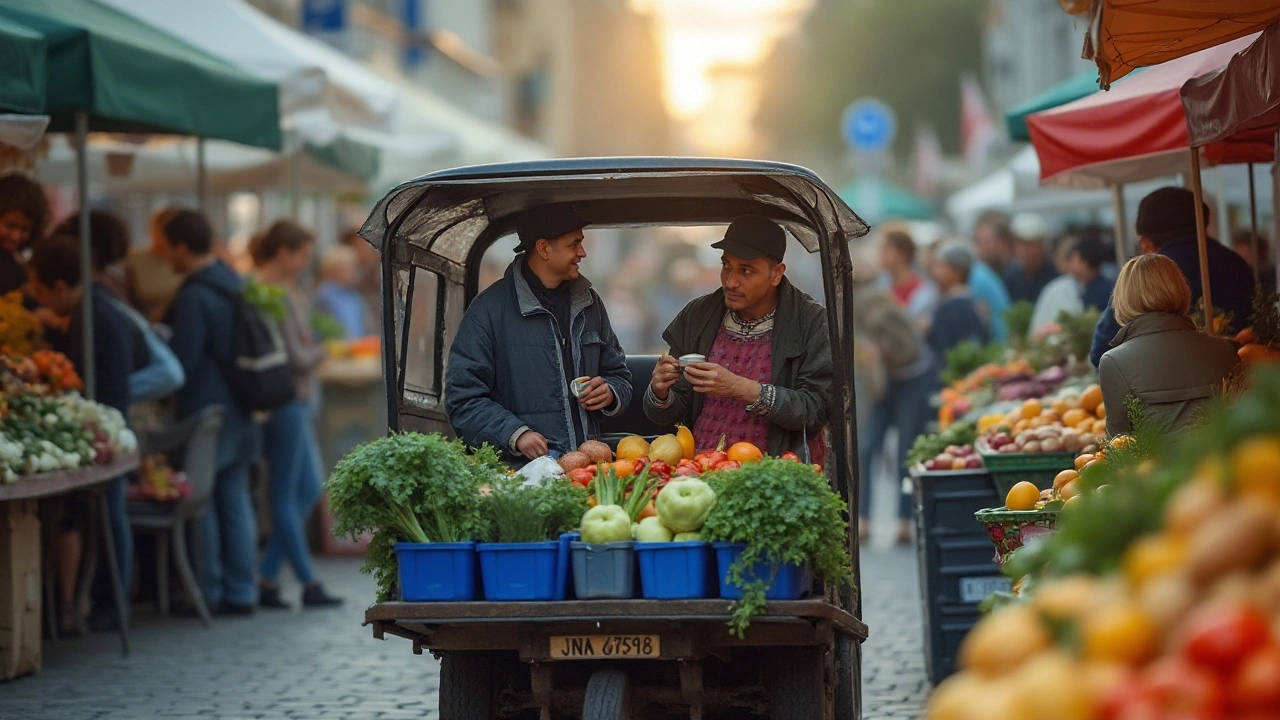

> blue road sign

[{"left": 841, "top": 99, "right": 897, "bottom": 153}]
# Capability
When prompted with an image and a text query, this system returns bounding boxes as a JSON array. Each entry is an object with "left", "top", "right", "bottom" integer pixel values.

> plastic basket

[
  {"left": 477, "top": 541, "right": 560, "bottom": 601},
  {"left": 976, "top": 440, "right": 1075, "bottom": 497},
  {"left": 713, "top": 542, "right": 813, "bottom": 601},
  {"left": 973, "top": 507, "right": 1060, "bottom": 566},
  {"left": 394, "top": 542, "right": 477, "bottom": 602},
  {"left": 571, "top": 541, "right": 637, "bottom": 599},
  {"left": 636, "top": 541, "right": 714, "bottom": 599}
]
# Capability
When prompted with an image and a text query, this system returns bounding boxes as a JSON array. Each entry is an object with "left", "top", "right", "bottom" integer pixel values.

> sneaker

[
  {"left": 301, "top": 583, "right": 343, "bottom": 608},
  {"left": 259, "top": 585, "right": 291, "bottom": 610}
]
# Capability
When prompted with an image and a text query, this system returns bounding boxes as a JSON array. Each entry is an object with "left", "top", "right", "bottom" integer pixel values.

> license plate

[
  {"left": 549, "top": 634, "right": 660, "bottom": 660},
  {"left": 959, "top": 576, "right": 1012, "bottom": 604}
]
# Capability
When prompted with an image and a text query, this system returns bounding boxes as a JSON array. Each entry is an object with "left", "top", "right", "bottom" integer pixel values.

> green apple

[
  {"left": 633, "top": 516, "right": 674, "bottom": 542},
  {"left": 580, "top": 504, "right": 633, "bottom": 544},
  {"left": 656, "top": 478, "right": 716, "bottom": 533},
  {"left": 673, "top": 532, "right": 703, "bottom": 542}
]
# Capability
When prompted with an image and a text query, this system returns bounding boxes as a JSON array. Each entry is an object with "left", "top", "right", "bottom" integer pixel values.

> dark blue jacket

[
  {"left": 1090, "top": 236, "right": 1255, "bottom": 367},
  {"left": 61, "top": 283, "right": 142, "bottom": 415},
  {"left": 165, "top": 260, "right": 254, "bottom": 468},
  {"left": 445, "top": 257, "right": 632, "bottom": 458},
  {"left": 1003, "top": 261, "right": 1059, "bottom": 305},
  {"left": 928, "top": 293, "right": 990, "bottom": 362}
]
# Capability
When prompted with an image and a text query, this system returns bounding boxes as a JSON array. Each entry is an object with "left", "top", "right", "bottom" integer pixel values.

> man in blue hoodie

[
  {"left": 163, "top": 210, "right": 258, "bottom": 615},
  {"left": 1089, "top": 187, "right": 1255, "bottom": 368}
]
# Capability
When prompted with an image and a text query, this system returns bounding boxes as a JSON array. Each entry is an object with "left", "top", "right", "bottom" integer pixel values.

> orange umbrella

[{"left": 1076, "top": 0, "right": 1280, "bottom": 89}]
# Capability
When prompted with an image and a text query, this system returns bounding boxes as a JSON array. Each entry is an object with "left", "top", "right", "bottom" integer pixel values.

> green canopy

[
  {"left": 838, "top": 178, "right": 934, "bottom": 224},
  {"left": 0, "top": 0, "right": 280, "bottom": 149},
  {"left": 1005, "top": 68, "right": 1147, "bottom": 142}
]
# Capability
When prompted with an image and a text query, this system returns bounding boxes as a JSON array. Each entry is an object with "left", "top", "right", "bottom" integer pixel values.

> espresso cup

[{"left": 570, "top": 376, "right": 592, "bottom": 398}]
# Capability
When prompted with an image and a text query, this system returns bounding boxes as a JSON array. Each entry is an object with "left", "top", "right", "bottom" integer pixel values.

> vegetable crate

[
  {"left": 976, "top": 442, "right": 1075, "bottom": 497},
  {"left": 973, "top": 507, "right": 1060, "bottom": 567}
]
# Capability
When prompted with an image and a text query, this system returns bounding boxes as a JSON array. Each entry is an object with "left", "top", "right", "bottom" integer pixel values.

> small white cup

[
  {"left": 570, "top": 376, "right": 592, "bottom": 398},
  {"left": 678, "top": 354, "right": 706, "bottom": 367}
]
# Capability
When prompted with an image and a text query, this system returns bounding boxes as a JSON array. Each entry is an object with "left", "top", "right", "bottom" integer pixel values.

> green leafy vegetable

[
  {"left": 480, "top": 475, "right": 589, "bottom": 543},
  {"left": 941, "top": 341, "right": 1004, "bottom": 385},
  {"left": 1004, "top": 300, "right": 1035, "bottom": 346},
  {"left": 906, "top": 420, "right": 977, "bottom": 467},
  {"left": 325, "top": 433, "right": 491, "bottom": 601},
  {"left": 700, "top": 459, "right": 854, "bottom": 637},
  {"left": 312, "top": 310, "right": 346, "bottom": 342},
  {"left": 243, "top": 276, "right": 287, "bottom": 321}
]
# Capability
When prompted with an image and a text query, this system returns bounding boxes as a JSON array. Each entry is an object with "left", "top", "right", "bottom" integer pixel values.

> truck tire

[
  {"left": 764, "top": 648, "right": 824, "bottom": 720},
  {"left": 834, "top": 635, "right": 862, "bottom": 720},
  {"left": 583, "top": 669, "right": 630, "bottom": 720},
  {"left": 439, "top": 651, "right": 495, "bottom": 720}
]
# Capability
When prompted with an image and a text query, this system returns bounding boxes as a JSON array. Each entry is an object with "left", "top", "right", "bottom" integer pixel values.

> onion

[
  {"left": 578, "top": 440, "right": 613, "bottom": 464},
  {"left": 558, "top": 451, "right": 593, "bottom": 473}
]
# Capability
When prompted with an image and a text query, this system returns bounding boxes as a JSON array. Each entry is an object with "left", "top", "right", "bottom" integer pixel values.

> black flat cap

[
  {"left": 711, "top": 215, "right": 786, "bottom": 263},
  {"left": 516, "top": 204, "right": 587, "bottom": 252},
  {"left": 1136, "top": 187, "right": 1209, "bottom": 239}
]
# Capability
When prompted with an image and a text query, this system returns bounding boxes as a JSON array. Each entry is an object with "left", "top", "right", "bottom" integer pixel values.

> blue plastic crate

[
  {"left": 713, "top": 542, "right": 813, "bottom": 601},
  {"left": 477, "top": 541, "right": 560, "bottom": 601},
  {"left": 394, "top": 541, "right": 477, "bottom": 602},
  {"left": 636, "top": 541, "right": 714, "bottom": 599},
  {"left": 556, "top": 532, "right": 579, "bottom": 600}
]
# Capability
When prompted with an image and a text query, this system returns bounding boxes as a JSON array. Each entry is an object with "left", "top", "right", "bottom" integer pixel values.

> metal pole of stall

[
  {"left": 289, "top": 149, "right": 301, "bottom": 218},
  {"left": 1189, "top": 149, "right": 1215, "bottom": 329},
  {"left": 74, "top": 111, "right": 95, "bottom": 401},
  {"left": 1110, "top": 183, "right": 1128, "bottom": 266},
  {"left": 196, "top": 137, "right": 207, "bottom": 211},
  {"left": 1249, "top": 163, "right": 1260, "bottom": 284}
]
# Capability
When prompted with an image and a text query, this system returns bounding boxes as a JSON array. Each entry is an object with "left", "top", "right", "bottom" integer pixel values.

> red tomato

[
  {"left": 713, "top": 460, "right": 741, "bottom": 471},
  {"left": 1139, "top": 656, "right": 1227, "bottom": 718},
  {"left": 780, "top": 451, "right": 801, "bottom": 462},
  {"left": 1182, "top": 604, "right": 1272, "bottom": 673},
  {"left": 647, "top": 460, "right": 672, "bottom": 480},
  {"left": 674, "top": 460, "right": 701, "bottom": 477},
  {"left": 1233, "top": 645, "right": 1280, "bottom": 711},
  {"left": 568, "top": 467, "right": 596, "bottom": 486},
  {"left": 698, "top": 451, "right": 728, "bottom": 471}
]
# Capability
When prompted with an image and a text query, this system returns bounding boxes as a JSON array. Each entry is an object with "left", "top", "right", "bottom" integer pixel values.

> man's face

[
  {"left": 720, "top": 252, "right": 784, "bottom": 315},
  {"left": 974, "top": 223, "right": 1008, "bottom": 265},
  {"left": 878, "top": 240, "right": 905, "bottom": 273},
  {"left": 27, "top": 271, "right": 73, "bottom": 316},
  {"left": 166, "top": 241, "right": 192, "bottom": 274},
  {"left": 0, "top": 210, "right": 33, "bottom": 254},
  {"left": 537, "top": 230, "right": 586, "bottom": 284},
  {"left": 929, "top": 257, "right": 959, "bottom": 290},
  {"left": 1015, "top": 238, "right": 1046, "bottom": 271}
]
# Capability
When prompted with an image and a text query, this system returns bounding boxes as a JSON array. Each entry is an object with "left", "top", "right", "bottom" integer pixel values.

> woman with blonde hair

[{"left": 1098, "top": 254, "right": 1238, "bottom": 437}]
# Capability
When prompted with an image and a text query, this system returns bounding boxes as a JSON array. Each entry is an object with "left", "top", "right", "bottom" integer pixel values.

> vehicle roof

[{"left": 359, "top": 156, "right": 869, "bottom": 269}]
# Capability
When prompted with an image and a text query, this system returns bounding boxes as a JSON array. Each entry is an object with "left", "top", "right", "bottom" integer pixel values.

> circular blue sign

[{"left": 841, "top": 99, "right": 897, "bottom": 153}]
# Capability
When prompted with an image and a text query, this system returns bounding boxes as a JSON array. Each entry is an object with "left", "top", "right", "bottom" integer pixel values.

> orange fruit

[
  {"left": 1074, "top": 453, "right": 1094, "bottom": 471},
  {"left": 1059, "top": 480, "right": 1082, "bottom": 500},
  {"left": 1014, "top": 419, "right": 1030, "bottom": 433},
  {"left": 1232, "top": 436, "right": 1280, "bottom": 503},
  {"left": 1082, "top": 601, "right": 1157, "bottom": 665},
  {"left": 1081, "top": 385, "right": 1103, "bottom": 412},
  {"left": 1095, "top": 403, "right": 1106, "bottom": 420},
  {"left": 611, "top": 459, "right": 636, "bottom": 478},
  {"left": 1109, "top": 435, "right": 1136, "bottom": 450},
  {"left": 726, "top": 442, "right": 764, "bottom": 464},
  {"left": 1054, "top": 468, "right": 1080, "bottom": 491},
  {"left": 616, "top": 435, "right": 650, "bottom": 461},
  {"left": 1122, "top": 534, "right": 1186, "bottom": 588},
  {"left": 1062, "top": 408, "right": 1088, "bottom": 428},
  {"left": 675, "top": 424, "right": 695, "bottom": 460},
  {"left": 1050, "top": 399, "right": 1069, "bottom": 416},
  {"left": 1092, "top": 419, "right": 1107, "bottom": 436},
  {"left": 1005, "top": 481, "right": 1040, "bottom": 511},
  {"left": 1020, "top": 399, "right": 1043, "bottom": 420},
  {"left": 1041, "top": 409, "right": 1061, "bottom": 423}
]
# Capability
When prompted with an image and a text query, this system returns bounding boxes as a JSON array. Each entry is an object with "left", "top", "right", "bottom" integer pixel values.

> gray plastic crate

[{"left": 571, "top": 541, "right": 637, "bottom": 599}]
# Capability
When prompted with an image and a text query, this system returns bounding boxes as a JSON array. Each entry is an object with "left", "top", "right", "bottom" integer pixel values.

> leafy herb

[
  {"left": 312, "top": 311, "right": 346, "bottom": 342},
  {"left": 325, "top": 433, "right": 488, "bottom": 601},
  {"left": 1251, "top": 287, "right": 1280, "bottom": 346},
  {"left": 906, "top": 421, "right": 977, "bottom": 467},
  {"left": 941, "top": 341, "right": 1004, "bottom": 385},
  {"left": 701, "top": 459, "right": 854, "bottom": 637},
  {"left": 480, "top": 475, "right": 589, "bottom": 543},
  {"left": 1004, "top": 300, "right": 1035, "bottom": 346},
  {"left": 243, "top": 277, "right": 287, "bottom": 321}
]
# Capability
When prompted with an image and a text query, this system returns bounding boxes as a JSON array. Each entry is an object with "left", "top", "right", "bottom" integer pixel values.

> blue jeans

[
  {"left": 201, "top": 422, "right": 258, "bottom": 607},
  {"left": 260, "top": 401, "right": 324, "bottom": 585},
  {"left": 858, "top": 370, "right": 935, "bottom": 521},
  {"left": 104, "top": 476, "right": 132, "bottom": 592}
]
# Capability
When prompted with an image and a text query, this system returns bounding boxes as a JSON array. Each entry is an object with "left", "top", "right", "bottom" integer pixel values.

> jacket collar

[
  {"left": 703, "top": 277, "right": 810, "bottom": 359},
  {"left": 509, "top": 255, "right": 594, "bottom": 318},
  {"left": 1111, "top": 312, "right": 1195, "bottom": 347}
]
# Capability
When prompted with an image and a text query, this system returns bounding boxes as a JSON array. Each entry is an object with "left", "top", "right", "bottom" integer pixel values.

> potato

[
  {"left": 1062, "top": 431, "right": 1082, "bottom": 452},
  {"left": 1140, "top": 572, "right": 1198, "bottom": 647},
  {"left": 1041, "top": 438, "right": 1063, "bottom": 453},
  {"left": 1186, "top": 501, "right": 1275, "bottom": 586},
  {"left": 1022, "top": 441, "right": 1042, "bottom": 454},
  {"left": 1163, "top": 480, "right": 1227, "bottom": 536},
  {"left": 1079, "top": 433, "right": 1096, "bottom": 447}
]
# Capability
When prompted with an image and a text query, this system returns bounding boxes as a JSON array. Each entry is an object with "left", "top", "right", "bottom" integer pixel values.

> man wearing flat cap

[
  {"left": 644, "top": 215, "right": 833, "bottom": 464},
  {"left": 445, "top": 204, "right": 631, "bottom": 462},
  {"left": 1088, "top": 186, "right": 1255, "bottom": 367}
]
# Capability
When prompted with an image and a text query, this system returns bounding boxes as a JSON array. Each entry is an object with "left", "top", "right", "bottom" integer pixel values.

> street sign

[
  {"left": 841, "top": 98, "right": 897, "bottom": 153},
  {"left": 301, "top": 0, "right": 346, "bottom": 34}
]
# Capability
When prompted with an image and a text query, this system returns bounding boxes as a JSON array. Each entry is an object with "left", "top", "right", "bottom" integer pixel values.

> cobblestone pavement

[{"left": 1, "top": 526, "right": 928, "bottom": 720}]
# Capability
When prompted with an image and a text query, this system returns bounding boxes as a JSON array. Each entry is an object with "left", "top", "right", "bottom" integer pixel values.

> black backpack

[{"left": 190, "top": 277, "right": 297, "bottom": 414}]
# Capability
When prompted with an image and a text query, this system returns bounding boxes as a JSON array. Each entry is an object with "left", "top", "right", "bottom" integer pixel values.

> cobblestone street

[{"left": 0, "top": 543, "right": 928, "bottom": 720}]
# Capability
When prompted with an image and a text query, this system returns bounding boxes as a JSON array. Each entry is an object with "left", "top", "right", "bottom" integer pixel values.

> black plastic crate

[{"left": 911, "top": 466, "right": 1009, "bottom": 685}]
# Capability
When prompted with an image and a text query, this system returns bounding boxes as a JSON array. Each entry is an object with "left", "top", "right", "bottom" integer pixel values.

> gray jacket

[
  {"left": 1098, "top": 312, "right": 1239, "bottom": 436},
  {"left": 444, "top": 257, "right": 631, "bottom": 458},
  {"left": 642, "top": 278, "right": 832, "bottom": 457}
]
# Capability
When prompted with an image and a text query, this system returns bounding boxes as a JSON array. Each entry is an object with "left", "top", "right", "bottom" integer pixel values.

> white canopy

[{"left": 0, "top": 114, "right": 49, "bottom": 151}]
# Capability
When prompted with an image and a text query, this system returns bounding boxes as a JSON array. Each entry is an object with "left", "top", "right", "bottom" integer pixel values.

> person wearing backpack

[
  {"left": 163, "top": 210, "right": 263, "bottom": 616},
  {"left": 248, "top": 221, "right": 342, "bottom": 609}
]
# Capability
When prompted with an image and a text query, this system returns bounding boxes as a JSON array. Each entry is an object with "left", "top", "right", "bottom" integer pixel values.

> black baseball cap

[
  {"left": 711, "top": 215, "right": 786, "bottom": 263},
  {"left": 1135, "top": 187, "right": 1209, "bottom": 240},
  {"left": 515, "top": 204, "right": 587, "bottom": 252}
]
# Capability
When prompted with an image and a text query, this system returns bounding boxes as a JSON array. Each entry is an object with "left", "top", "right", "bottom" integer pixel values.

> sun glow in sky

[{"left": 633, "top": 0, "right": 812, "bottom": 122}]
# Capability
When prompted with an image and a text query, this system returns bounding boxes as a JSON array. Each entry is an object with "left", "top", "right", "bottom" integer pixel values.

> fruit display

[
  {"left": 908, "top": 421, "right": 979, "bottom": 469},
  {"left": 979, "top": 387, "right": 1108, "bottom": 456},
  {"left": 128, "top": 454, "right": 192, "bottom": 503},
  {"left": 927, "top": 367, "right": 1280, "bottom": 719},
  {"left": 920, "top": 444, "right": 983, "bottom": 472},
  {"left": 0, "top": 376, "right": 137, "bottom": 483}
]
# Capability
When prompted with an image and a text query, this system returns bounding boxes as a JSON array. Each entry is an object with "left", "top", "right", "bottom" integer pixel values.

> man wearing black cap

[
  {"left": 1088, "top": 187, "right": 1255, "bottom": 367},
  {"left": 644, "top": 215, "right": 833, "bottom": 463},
  {"left": 445, "top": 204, "right": 631, "bottom": 462}
]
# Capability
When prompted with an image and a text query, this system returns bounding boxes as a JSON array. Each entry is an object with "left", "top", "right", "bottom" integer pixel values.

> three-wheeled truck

[{"left": 358, "top": 158, "right": 871, "bottom": 719}]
